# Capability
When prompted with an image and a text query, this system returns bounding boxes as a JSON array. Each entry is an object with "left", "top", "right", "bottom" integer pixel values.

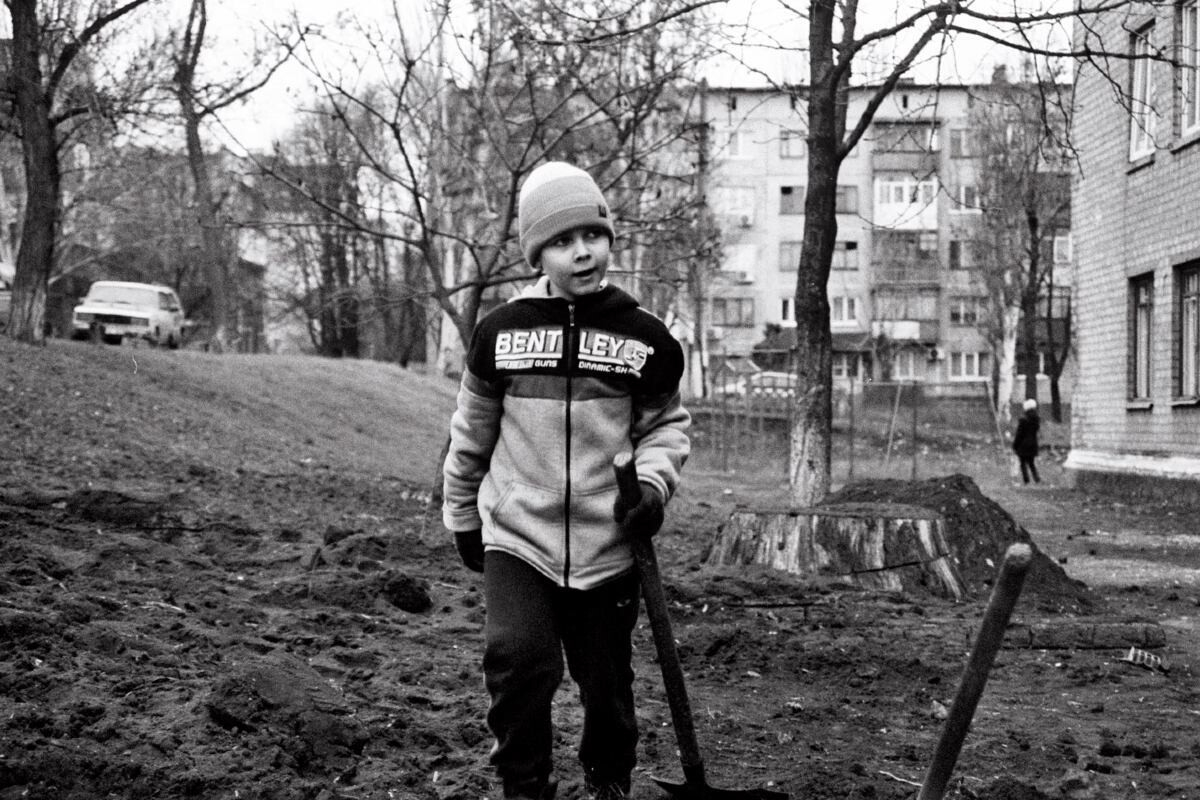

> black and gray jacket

[{"left": 442, "top": 277, "right": 691, "bottom": 589}]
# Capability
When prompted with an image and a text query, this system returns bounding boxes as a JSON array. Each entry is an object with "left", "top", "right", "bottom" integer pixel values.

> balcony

[
  {"left": 872, "top": 262, "right": 941, "bottom": 285},
  {"left": 871, "top": 319, "right": 940, "bottom": 344}
]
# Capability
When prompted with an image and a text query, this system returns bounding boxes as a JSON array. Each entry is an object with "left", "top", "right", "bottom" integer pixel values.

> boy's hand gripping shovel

[{"left": 613, "top": 452, "right": 788, "bottom": 800}]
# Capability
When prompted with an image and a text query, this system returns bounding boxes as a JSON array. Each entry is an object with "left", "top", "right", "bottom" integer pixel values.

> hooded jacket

[
  {"left": 1012, "top": 410, "right": 1040, "bottom": 458},
  {"left": 442, "top": 278, "right": 691, "bottom": 589}
]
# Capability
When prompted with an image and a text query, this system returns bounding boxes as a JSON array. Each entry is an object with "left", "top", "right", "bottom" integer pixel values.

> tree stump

[{"left": 706, "top": 502, "right": 967, "bottom": 600}]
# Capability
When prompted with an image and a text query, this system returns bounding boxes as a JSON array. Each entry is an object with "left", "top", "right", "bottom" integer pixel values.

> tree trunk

[
  {"left": 790, "top": 0, "right": 843, "bottom": 506},
  {"left": 7, "top": 0, "right": 60, "bottom": 345},
  {"left": 707, "top": 503, "right": 967, "bottom": 600}
]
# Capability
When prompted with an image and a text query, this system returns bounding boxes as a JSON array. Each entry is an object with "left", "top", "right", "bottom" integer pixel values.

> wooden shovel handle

[
  {"left": 613, "top": 452, "right": 707, "bottom": 786},
  {"left": 918, "top": 543, "right": 1033, "bottom": 800}
]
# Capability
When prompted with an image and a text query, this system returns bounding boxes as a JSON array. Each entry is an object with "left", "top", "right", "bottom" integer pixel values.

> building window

[
  {"left": 779, "top": 241, "right": 803, "bottom": 272},
  {"left": 1177, "top": 264, "right": 1200, "bottom": 398},
  {"left": 1182, "top": 1, "right": 1200, "bottom": 135},
  {"left": 892, "top": 350, "right": 919, "bottom": 380},
  {"left": 875, "top": 123, "right": 937, "bottom": 153},
  {"left": 779, "top": 185, "right": 805, "bottom": 214},
  {"left": 836, "top": 185, "right": 859, "bottom": 214},
  {"left": 1130, "top": 25, "right": 1158, "bottom": 160},
  {"left": 949, "top": 240, "right": 977, "bottom": 270},
  {"left": 951, "top": 185, "right": 981, "bottom": 213},
  {"left": 875, "top": 176, "right": 937, "bottom": 207},
  {"left": 721, "top": 127, "right": 751, "bottom": 159},
  {"left": 711, "top": 186, "right": 756, "bottom": 229},
  {"left": 831, "top": 296, "right": 857, "bottom": 323},
  {"left": 833, "top": 353, "right": 859, "bottom": 379},
  {"left": 949, "top": 296, "right": 983, "bottom": 326},
  {"left": 832, "top": 241, "right": 859, "bottom": 270},
  {"left": 780, "top": 129, "right": 806, "bottom": 159},
  {"left": 781, "top": 296, "right": 792, "bottom": 322},
  {"left": 949, "top": 129, "right": 973, "bottom": 158},
  {"left": 712, "top": 297, "right": 755, "bottom": 327},
  {"left": 949, "top": 351, "right": 989, "bottom": 380},
  {"left": 1052, "top": 233, "right": 1072, "bottom": 264},
  {"left": 1130, "top": 274, "right": 1154, "bottom": 400}
]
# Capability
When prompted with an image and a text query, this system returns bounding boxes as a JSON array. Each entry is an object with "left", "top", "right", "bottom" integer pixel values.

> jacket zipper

[{"left": 563, "top": 302, "right": 576, "bottom": 587}]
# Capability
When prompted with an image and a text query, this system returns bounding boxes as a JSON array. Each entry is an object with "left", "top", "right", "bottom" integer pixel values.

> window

[
  {"left": 779, "top": 241, "right": 803, "bottom": 272},
  {"left": 712, "top": 297, "right": 755, "bottom": 327},
  {"left": 949, "top": 296, "right": 984, "bottom": 326},
  {"left": 949, "top": 240, "right": 978, "bottom": 270},
  {"left": 836, "top": 185, "right": 859, "bottom": 214},
  {"left": 949, "top": 351, "right": 989, "bottom": 380},
  {"left": 780, "top": 129, "right": 806, "bottom": 159},
  {"left": 721, "top": 128, "right": 749, "bottom": 159},
  {"left": 831, "top": 296, "right": 857, "bottom": 323},
  {"left": 951, "top": 185, "right": 981, "bottom": 213},
  {"left": 832, "top": 241, "right": 859, "bottom": 270},
  {"left": 1052, "top": 233, "right": 1072, "bottom": 264},
  {"left": 875, "top": 176, "right": 937, "bottom": 207},
  {"left": 918, "top": 231, "right": 938, "bottom": 252},
  {"left": 1182, "top": 1, "right": 1200, "bottom": 135},
  {"left": 892, "top": 350, "right": 919, "bottom": 380},
  {"left": 712, "top": 186, "right": 756, "bottom": 228},
  {"left": 1130, "top": 274, "right": 1154, "bottom": 400},
  {"left": 781, "top": 297, "right": 792, "bottom": 322},
  {"left": 779, "top": 185, "right": 805, "bottom": 214},
  {"left": 875, "top": 123, "right": 937, "bottom": 153},
  {"left": 833, "top": 353, "right": 859, "bottom": 379},
  {"left": 949, "top": 129, "right": 973, "bottom": 158},
  {"left": 1177, "top": 264, "right": 1200, "bottom": 398},
  {"left": 1130, "top": 25, "right": 1158, "bottom": 159}
]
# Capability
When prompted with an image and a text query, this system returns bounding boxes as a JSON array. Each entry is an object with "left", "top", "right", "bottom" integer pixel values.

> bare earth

[{"left": 3, "top": 339, "right": 1199, "bottom": 800}]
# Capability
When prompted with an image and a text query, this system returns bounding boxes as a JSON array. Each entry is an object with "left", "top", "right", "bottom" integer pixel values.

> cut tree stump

[{"left": 707, "top": 502, "right": 967, "bottom": 600}]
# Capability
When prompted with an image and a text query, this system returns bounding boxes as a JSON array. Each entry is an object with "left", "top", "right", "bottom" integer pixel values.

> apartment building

[
  {"left": 702, "top": 78, "right": 1074, "bottom": 399},
  {"left": 1066, "top": 2, "right": 1200, "bottom": 496}
]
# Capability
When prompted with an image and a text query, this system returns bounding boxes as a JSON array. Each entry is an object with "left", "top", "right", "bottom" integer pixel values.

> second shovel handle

[{"left": 613, "top": 452, "right": 706, "bottom": 780}]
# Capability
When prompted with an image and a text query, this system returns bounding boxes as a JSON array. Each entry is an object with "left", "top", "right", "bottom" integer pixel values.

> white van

[{"left": 71, "top": 281, "right": 186, "bottom": 348}]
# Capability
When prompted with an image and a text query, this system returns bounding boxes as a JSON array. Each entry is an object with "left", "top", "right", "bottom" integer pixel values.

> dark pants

[
  {"left": 482, "top": 551, "right": 640, "bottom": 795},
  {"left": 1019, "top": 455, "right": 1040, "bottom": 484}
]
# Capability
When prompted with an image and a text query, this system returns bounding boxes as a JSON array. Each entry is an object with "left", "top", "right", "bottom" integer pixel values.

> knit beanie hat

[{"left": 518, "top": 162, "right": 615, "bottom": 266}]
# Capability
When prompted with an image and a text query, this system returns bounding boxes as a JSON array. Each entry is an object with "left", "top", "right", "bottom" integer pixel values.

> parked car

[
  {"left": 715, "top": 370, "right": 798, "bottom": 399},
  {"left": 71, "top": 281, "right": 185, "bottom": 348}
]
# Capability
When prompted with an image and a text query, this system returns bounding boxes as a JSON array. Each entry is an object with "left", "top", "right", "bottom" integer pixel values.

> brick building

[{"left": 1066, "top": 2, "right": 1200, "bottom": 496}]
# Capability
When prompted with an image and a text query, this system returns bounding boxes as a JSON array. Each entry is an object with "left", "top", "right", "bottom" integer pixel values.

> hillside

[{"left": 2, "top": 339, "right": 459, "bottom": 489}]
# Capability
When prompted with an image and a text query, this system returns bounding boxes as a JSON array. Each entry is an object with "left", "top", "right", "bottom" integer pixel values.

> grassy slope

[{"left": 1, "top": 338, "right": 460, "bottom": 489}]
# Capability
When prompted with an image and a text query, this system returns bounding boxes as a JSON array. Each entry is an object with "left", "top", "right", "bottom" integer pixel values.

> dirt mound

[{"left": 825, "top": 473, "right": 1100, "bottom": 613}]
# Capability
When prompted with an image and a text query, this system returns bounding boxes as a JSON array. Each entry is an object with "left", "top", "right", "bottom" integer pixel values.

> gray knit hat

[{"left": 518, "top": 162, "right": 614, "bottom": 266}]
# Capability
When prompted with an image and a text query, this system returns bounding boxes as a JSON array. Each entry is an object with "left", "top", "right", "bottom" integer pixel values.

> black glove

[
  {"left": 455, "top": 529, "right": 485, "bottom": 572},
  {"left": 613, "top": 482, "right": 665, "bottom": 538}
]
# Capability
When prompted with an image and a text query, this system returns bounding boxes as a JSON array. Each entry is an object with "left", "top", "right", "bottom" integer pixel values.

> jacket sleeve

[
  {"left": 631, "top": 333, "right": 691, "bottom": 503},
  {"left": 442, "top": 330, "right": 504, "bottom": 532}
]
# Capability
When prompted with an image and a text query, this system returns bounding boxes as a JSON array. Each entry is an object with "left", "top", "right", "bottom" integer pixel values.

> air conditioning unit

[
  {"left": 927, "top": 347, "right": 946, "bottom": 361},
  {"left": 727, "top": 270, "right": 754, "bottom": 285},
  {"left": 738, "top": 215, "right": 753, "bottom": 229},
  {"left": 707, "top": 326, "right": 724, "bottom": 341}
]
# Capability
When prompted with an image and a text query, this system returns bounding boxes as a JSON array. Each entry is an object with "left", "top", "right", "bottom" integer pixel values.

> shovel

[
  {"left": 917, "top": 543, "right": 1033, "bottom": 800},
  {"left": 613, "top": 452, "right": 788, "bottom": 800}
]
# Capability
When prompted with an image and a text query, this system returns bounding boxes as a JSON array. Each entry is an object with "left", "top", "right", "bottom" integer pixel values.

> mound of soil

[{"left": 825, "top": 474, "right": 1099, "bottom": 614}]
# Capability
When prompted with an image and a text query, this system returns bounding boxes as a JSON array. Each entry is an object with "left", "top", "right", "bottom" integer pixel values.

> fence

[{"left": 689, "top": 379, "right": 1012, "bottom": 483}]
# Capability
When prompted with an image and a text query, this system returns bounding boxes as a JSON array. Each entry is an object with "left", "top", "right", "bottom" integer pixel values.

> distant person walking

[{"left": 1012, "top": 398, "right": 1041, "bottom": 485}]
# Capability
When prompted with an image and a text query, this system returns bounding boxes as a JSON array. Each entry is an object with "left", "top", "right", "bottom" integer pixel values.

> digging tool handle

[
  {"left": 613, "top": 452, "right": 708, "bottom": 789},
  {"left": 918, "top": 543, "right": 1033, "bottom": 800}
]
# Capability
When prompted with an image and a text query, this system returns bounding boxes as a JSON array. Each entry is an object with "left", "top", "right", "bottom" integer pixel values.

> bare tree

[
  {"left": 970, "top": 65, "right": 1072, "bottom": 426},
  {"left": 695, "top": 1, "right": 1175, "bottom": 504},
  {"left": 4, "top": 0, "right": 158, "bottom": 344},
  {"left": 166, "top": 0, "right": 298, "bottom": 352},
  {"left": 258, "top": 0, "right": 717, "bottom": 373}
]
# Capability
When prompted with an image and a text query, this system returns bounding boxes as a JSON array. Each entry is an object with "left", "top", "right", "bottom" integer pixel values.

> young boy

[{"left": 442, "top": 161, "right": 691, "bottom": 800}]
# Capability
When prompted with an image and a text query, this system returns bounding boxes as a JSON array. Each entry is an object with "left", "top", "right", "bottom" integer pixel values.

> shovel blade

[{"left": 651, "top": 777, "right": 790, "bottom": 800}]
